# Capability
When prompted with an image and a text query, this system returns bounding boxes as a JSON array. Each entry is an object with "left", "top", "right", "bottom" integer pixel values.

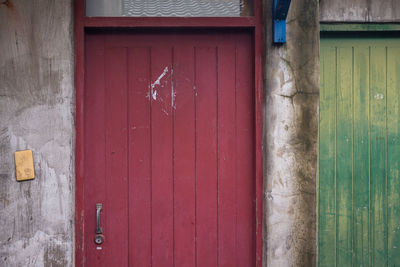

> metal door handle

[
  {"left": 94, "top": 203, "right": 105, "bottom": 245},
  {"left": 96, "top": 203, "right": 103, "bottom": 234}
]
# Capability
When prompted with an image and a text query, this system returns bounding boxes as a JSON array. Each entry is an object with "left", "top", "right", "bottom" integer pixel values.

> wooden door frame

[
  {"left": 74, "top": 1, "right": 264, "bottom": 266},
  {"left": 320, "top": 23, "right": 400, "bottom": 32}
]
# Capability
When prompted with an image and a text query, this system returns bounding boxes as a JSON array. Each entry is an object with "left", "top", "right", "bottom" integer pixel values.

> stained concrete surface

[
  {"left": 264, "top": 0, "right": 400, "bottom": 265},
  {"left": 320, "top": 0, "right": 400, "bottom": 22},
  {"left": 0, "top": 0, "right": 74, "bottom": 266},
  {"left": 264, "top": 0, "right": 319, "bottom": 266},
  {"left": 1, "top": 0, "right": 398, "bottom": 266}
]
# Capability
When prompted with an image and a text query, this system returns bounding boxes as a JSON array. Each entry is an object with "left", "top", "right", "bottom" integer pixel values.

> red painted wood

[
  {"left": 104, "top": 47, "right": 129, "bottom": 267},
  {"left": 253, "top": 0, "right": 264, "bottom": 267},
  {"left": 254, "top": 2, "right": 264, "bottom": 265},
  {"left": 76, "top": 2, "right": 264, "bottom": 267},
  {"left": 151, "top": 47, "right": 174, "bottom": 267},
  {"left": 173, "top": 45, "right": 196, "bottom": 267},
  {"left": 84, "top": 17, "right": 256, "bottom": 28},
  {"left": 217, "top": 44, "right": 238, "bottom": 267},
  {"left": 128, "top": 47, "right": 152, "bottom": 267},
  {"left": 196, "top": 46, "right": 218, "bottom": 267},
  {"left": 236, "top": 34, "right": 255, "bottom": 266},
  {"left": 82, "top": 32, "right": 258, "bottom": 266},
  {"left": 84, "top": 36, "right": 106, "bottom": 266}
]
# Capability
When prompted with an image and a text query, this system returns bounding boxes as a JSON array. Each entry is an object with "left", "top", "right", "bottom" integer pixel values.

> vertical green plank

[
  {"left": 387, "top": 46, "right": 400, "bottom": 265},
  {"left": 370, "top": 45, "right": 388, "bottom": 266},
  {"left": 353, "top": 44, "right": 370, "bottom": 267},
  {"left": 317, "top": 43, "right": 323, "bottom": 266},
  {"left": 319, "top": 43, "right": 337, "bottom": 267},
  {"left": 336, "top": 47, "right": 353, "bottom": 266}
]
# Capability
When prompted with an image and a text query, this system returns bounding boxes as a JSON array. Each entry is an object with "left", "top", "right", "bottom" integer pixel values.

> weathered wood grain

[{"left": 319, "top": 38, "right": 400, "bottom": 267}]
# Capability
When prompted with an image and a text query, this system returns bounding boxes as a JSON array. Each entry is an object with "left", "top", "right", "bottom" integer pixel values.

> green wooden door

[{"left": 319, "top": 37, "right": 400, "bottom": 266}]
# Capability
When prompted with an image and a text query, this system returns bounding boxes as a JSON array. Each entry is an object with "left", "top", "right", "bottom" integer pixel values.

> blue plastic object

[{"left": 273, "top": 0, "right": 291, "bottom": 44}]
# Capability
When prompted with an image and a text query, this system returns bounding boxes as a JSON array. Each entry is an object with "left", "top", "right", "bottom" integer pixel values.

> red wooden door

[{"left": 84, "top": 31, "right": 255, "bottom": 267}]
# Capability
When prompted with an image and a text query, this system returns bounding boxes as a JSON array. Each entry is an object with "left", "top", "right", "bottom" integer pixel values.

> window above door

[{"left": 85, "top": 0, "right": 254, "bottom": 17}]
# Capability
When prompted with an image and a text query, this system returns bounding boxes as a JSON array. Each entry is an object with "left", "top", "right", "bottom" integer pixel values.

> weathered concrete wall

[
  {"left": 0, "top": 1, "right": 74, "bottom": 266},
  {"left": 5, "top": 0, "right": 396, "bottom": 266},
  {"left": 320, "top": 0, "right": 400, "bottom": 22},
  {"left": 264, "top": 0, "right": 319, "bottom": 266}
]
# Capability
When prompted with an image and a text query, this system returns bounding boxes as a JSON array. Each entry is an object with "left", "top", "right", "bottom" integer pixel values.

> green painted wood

[
  {"left": 320, "top": 23, "right": 400, "bottom": 32},
  {"left": 336, "top": 47, "right": 353, "bottom": 266},
  {"left": 353, "top": 45, "right": 370, "bottom": 266},
  {"left": 319, "top": 44, "right": 337, "bottom": 267},
  {"left": 387, "top": 47, "right": 400, "bottom": 265},
  {"left": 369, "top": 46, "right": 387, "bottom": 266},
  {"left": 319, "top": 38, "right": 400, "bottom": 266}
]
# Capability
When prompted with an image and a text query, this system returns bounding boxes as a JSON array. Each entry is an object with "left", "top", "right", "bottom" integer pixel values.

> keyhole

[{"left": 94, "top": 234, "right": 104, "bottom": 245}]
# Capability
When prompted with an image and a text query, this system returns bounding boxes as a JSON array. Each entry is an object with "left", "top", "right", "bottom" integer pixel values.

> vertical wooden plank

[
  {"left": 104, "top": 47, "right": 129, "bottom": 267},
  {"left": 387, "top": 46, "right": 400, "bottom": 265},
  {"left": 217, "top": 44, "right": 237, "bottom": 267},
  {"left": 253, "top": 12, "right": 264, "bottom": 267},
  {"left": 173, "top": 44, "right": 196, "bottom": 267},
  {"left": 236, "top": 35, "right": 254, "bottom": 266},
  {"left": 370, "top": 45, "right": 387, "bottom": 266},
  {"left": 196, "top": 46, "right": 218, "bottom": 267},
  {"left": 84, "top": 36, "right": 106, "bottom": 266},
  {"left": 353, "top": 44, "right": 370, "bottom": 267},
  {"left": 151, "top": 46, "right": 174, "bottom": 267},
  {"left": 317, "top": 44, "right": 324, "bottom": 267},
  {"left": 336, "top": 47, "right": 353, "bottom": 266},
  {"left": 318, "top": 43, "right": 337, "bottom": 267},
  {"left": 128, "top": 47, "right": 152, "bottom": 267}
]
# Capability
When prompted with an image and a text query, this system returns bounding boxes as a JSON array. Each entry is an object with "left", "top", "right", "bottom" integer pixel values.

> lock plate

[{"left": 94, "top": 234, "right": 104, "bottom": 245}]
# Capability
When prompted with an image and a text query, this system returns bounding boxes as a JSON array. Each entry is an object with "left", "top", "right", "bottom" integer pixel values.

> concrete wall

[
  {"left": 264, "top": 0, "right": 400, "bottom": 266},
  {"left": 2, "top": 0, "right": 399, "bottom": 266},
  {"left": 264, "top": 0, "right": 319, "bottom": 266},
  {"left": 0, "top": 1, "right": 74, "bottom": 266},
  {"left": 320, "top": 0, "right": 400, "bottom": 22}
]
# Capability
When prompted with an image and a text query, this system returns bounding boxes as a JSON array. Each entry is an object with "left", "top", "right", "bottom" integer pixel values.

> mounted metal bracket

[{"left": 273, "top": 0, "right": 292, "bottom": 44}]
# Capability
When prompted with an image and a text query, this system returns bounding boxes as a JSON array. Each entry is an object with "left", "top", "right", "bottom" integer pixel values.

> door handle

[
  {"left": 96, "top": 203, "right": 103, "bottom": 234},
  {"left": 94, "top": 203, "right": 105, "bottom": 245}
]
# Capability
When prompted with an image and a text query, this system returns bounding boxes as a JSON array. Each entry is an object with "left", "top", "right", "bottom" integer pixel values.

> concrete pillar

[
  {"left": 264, "top": 0, "right": 319, "bottom": 265},
  {"left": 0, "top": 1, "right": 74, "bottom": 266}
]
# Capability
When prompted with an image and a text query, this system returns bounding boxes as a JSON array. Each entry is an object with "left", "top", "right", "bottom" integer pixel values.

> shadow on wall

[{"left": 264, "top": 0, "right": 319, "bottom": 266}]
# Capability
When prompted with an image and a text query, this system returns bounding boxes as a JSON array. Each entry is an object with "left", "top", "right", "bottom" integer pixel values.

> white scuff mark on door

[
  {"left": 150, "top": 66, "right": 169, "bottom": 100},
  {"left": 193, "top": 85, "right": 197, "bottom": 96},
  {"left": 171, "top": 68, "right": 176, "bottom": 109}
]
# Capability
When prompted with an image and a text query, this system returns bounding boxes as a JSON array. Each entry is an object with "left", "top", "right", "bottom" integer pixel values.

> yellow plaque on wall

[{"left": 14, "top": 150, "right": 35, "bottom": 181}]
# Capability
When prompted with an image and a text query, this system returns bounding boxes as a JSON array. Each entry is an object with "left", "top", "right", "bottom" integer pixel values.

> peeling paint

[
  {"left": 150, "top": 66, "right": 168, "bottom": 101},
  {"left": 171, "top": 68, "right": 176, "bottom": 109}
]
